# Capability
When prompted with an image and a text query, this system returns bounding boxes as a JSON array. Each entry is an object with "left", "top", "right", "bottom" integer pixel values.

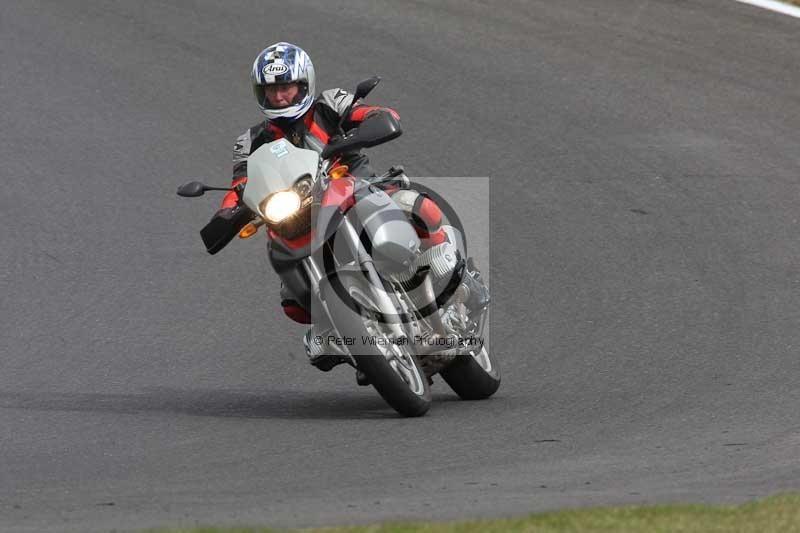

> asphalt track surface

[{"left": 2, "top": 1, "right": 799, "bottom": 532}]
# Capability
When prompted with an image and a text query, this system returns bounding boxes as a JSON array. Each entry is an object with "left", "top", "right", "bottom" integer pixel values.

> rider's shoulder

[
  {"left": 317, "top": 88, "right": 354, "bottom": 115},
  {"left": 232, "top": 120, "right": 278, "bottom": 158}
]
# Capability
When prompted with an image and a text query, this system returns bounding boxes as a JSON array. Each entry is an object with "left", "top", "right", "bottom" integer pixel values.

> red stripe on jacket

[{"left": 348, "top": 105, "right": 400, "bottom": 123}]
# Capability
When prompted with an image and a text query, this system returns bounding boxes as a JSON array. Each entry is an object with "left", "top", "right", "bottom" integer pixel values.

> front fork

[{"left": 300, "top": 217, "right": 408, "bottom": 342}]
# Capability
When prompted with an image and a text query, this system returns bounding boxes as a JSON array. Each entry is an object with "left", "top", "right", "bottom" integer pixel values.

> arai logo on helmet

[{"left": 263, "top": 63, "right": 289, "bottom": 76}]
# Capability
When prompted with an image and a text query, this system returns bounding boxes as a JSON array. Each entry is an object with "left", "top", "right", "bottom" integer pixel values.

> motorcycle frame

[{"left": 268, "top": 173, "right": 420, "bottom": 357}]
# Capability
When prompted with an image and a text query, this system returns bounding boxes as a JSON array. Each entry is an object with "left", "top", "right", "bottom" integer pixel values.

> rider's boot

[
  {"left": 355, "top": 369, "right": 370, "bottom": 386},
  {"left": 303, "top": 326, "right": 347, "bottom": 371}
]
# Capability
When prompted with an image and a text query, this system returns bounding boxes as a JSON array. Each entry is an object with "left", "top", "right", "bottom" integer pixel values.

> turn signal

[
  {"left": 329, "top": 165, "right": 349, "bottom": 179},
  {"left": 238, "top": 222, "right": 260, "bottom": 239}
]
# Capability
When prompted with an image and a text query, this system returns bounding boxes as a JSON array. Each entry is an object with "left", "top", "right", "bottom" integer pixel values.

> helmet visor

[{"left": 253, "top": 82, "right": 308, "bottom": 110}]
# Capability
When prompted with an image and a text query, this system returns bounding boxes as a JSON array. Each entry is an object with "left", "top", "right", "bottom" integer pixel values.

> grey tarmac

[{"left": 1, "top": 0, "right": 799, "bottom": 532}]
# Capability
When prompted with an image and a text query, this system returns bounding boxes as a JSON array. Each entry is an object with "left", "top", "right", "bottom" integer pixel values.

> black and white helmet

[{"left": 251, "top": 42, "right": 316, "bottom": 120}]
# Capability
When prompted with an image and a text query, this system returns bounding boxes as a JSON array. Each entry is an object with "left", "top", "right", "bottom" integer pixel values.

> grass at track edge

[{"left": 146, "top": 493, "right": 800, "bottom": 533}]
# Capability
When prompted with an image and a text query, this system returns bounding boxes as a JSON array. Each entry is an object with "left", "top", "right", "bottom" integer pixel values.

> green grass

[{"left": 147, "top": 493, "right": 800, "bottom": 533}]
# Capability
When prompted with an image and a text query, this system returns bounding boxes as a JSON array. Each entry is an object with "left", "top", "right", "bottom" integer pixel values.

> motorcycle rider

[{"left": 203, "top": 42, "right": 488, "bottom": 369}]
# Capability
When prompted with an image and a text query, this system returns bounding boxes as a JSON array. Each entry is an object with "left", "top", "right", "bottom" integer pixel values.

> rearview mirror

[
  {"left": 354, "top": 76, "right": 381, "bottom": 101},
  {"left": 337, "top": 77, "right": 382, "bottom": 133},
  {"left": 177, "top": 181, "right": 207, "bottom": 197}
]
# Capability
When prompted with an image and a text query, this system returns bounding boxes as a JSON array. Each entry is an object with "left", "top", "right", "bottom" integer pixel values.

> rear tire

[
  {"left": 323, "top": 272, "right": 431, "bottom": 417},
  {"left": 440, "top": 346, "right": 501, "bottom": 400}
]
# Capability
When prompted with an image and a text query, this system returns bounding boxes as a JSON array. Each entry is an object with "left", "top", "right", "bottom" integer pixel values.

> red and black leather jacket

[
  {"left": 219, "top": 88, "right": 400, "bottom": 209},
  {"left": 200, "top": 89, "right": 400, "bottom": 255}
]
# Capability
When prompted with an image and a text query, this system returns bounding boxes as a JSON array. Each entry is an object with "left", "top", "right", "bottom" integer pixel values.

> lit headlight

[{"left": 261, "top": 190, "right": 301, "bottom": 223}]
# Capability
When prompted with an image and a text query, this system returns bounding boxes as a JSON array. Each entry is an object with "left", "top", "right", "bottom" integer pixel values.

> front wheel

[
  {"left": 440, "top": 346, "right": 501, "bottom": 400},
  {"left": 322, "top": 272, "right": 431, "bottom": 417}
]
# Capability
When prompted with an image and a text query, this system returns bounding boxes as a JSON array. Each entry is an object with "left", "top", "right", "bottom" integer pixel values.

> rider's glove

[{"left": 220, "top": 177, "right": 248, "bottom": 209}]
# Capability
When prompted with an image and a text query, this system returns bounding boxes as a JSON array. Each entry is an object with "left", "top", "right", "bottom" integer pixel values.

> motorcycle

[{"left": 178, "top": 78, "right": 500, "bottom": 416}]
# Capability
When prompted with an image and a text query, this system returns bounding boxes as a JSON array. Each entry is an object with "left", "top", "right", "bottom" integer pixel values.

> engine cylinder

[{"left": 394, "top": 241, "right": 460, "bottom": 284}]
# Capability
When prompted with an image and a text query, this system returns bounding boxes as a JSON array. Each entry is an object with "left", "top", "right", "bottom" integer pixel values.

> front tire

[
  {"left": 323, "top": 272, "right": 431, "bottom": 417},
  {"left": 440, "top": 346, "right": 501, "bottom": 400}
]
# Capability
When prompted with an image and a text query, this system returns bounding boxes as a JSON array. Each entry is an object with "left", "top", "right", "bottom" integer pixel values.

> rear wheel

[{"left": 323, "top": 272, "right": 431, "bottom": 417}]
